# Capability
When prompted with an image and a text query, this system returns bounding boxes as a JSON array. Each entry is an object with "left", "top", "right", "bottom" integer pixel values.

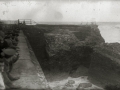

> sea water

[{"left": 98, "top": 24, "right": 120, "bottom": 43}]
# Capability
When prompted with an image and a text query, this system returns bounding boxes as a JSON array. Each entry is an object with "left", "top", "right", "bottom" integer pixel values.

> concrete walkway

[{"left": 10, "top": 30, "right": 49, "bottom": 89}]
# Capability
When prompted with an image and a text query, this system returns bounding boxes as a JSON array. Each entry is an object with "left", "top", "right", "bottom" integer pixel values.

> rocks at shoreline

[
  {"left": 89, "top": 43, "right": 120, "bottom": 87},
  {"left": 76, "top": 83, "right": 92, "bottom": 90},
  {"left": 44, "top": 26, "right": 105, "bottom": 72}
]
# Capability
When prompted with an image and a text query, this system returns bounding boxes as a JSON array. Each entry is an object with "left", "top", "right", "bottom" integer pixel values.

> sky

[{"left": 0, "top": 0, "right": 120, "bottom": 23}]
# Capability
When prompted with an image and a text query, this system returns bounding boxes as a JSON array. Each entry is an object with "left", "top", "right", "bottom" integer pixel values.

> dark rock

[
  {"left": 77, "top": 83, "right": 92, "bottom": 89},
  {"left": 68, "top": 80, "right": 75, "bottom": 84},
  {"left": 89, "top": 43, "right": 120, "bottom": 87}
]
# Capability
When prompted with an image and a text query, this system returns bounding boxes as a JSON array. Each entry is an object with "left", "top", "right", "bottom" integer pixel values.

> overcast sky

[{"left": 0, "top": 0, "right": 120, "bottom": 22}]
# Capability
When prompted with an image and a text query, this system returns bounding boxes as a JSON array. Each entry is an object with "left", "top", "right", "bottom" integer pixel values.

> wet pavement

[{"left": 10, "top": 30, "right": 49, "bottom": 89}]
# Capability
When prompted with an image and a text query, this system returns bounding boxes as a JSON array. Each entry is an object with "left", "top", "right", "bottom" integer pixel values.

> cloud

[
  {"left": 38, "top": 1, "right": 63, "bottom": 22},
  {"left": 0, "top": 0, "right": 120, "bottom": 22}
]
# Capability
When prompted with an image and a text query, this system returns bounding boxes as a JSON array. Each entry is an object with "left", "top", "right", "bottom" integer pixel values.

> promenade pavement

[{"left": 10, "top": 30, "right": 50, "bottom": 89}]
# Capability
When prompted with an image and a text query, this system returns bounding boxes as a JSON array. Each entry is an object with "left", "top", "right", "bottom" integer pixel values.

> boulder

[
  {"left": 89, "top": 43, "right": 120, "bottom": 87},
  {"left": 68, "top": 80, "right": 75, "bottom": 84},
  {"left": 77, "top": 83, "right": 92, "bottom": 89}
]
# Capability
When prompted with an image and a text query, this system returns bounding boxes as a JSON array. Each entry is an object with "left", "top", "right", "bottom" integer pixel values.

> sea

[{"left": 98, "top": 23, "right": 120, "bottom": 43}]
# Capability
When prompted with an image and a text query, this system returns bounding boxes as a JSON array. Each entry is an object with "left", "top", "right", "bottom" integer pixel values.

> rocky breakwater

[
  {"left": 89, "top": 43, "right": 120, "bottom": 88},
  {"left": 45, "top": 25, "right": 105, "bottom": 73},
  {"left": 23, "top": 25, "right": 120, "bottom": 89},
  {"left": 44, "top": 25, "right": 105, "bottom": 89}
]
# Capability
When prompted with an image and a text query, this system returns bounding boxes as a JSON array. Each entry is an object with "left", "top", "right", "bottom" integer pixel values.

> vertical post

[{"left": 30, "top": 19, "right": 31, "bottom": 24}]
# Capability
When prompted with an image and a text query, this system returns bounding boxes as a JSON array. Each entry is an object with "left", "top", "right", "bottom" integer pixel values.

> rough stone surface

[
  {"left": 89, "top": 43, "right": 120, "bottom": 87},
  {"left": 42, "top": 26, "right": 105, "bottom": 72},
  {"left": 77, "top": 83, "right": 92, "bottom": 89},
  {"left": 68, "top": 80, "right": 75, "bottom": 84}
]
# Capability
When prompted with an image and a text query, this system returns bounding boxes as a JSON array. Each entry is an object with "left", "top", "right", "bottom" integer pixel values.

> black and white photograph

[{"left": 0, "top": 0, "right": 120, "bottom": 90}]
